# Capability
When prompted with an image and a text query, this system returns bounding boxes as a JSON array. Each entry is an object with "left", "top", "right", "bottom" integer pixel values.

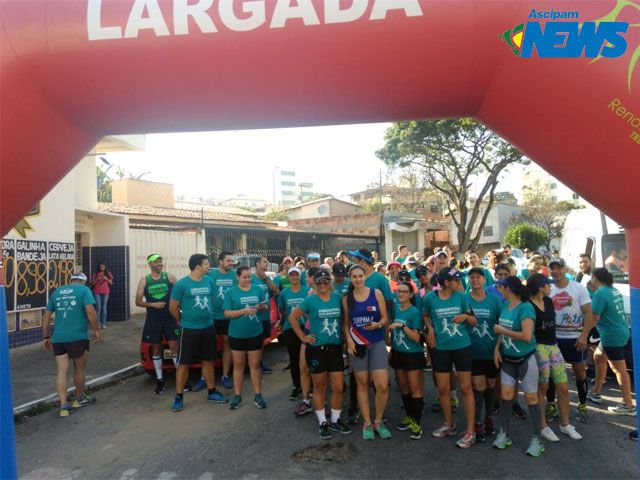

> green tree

[
  {"left": 376, "top": 119, "right": 526, "bottom": 252},
  {"left": 522, "top": 179, "right": 579, "bottom": 243},
  {"left": 96, "top": 159, "right": 150, "bottom": 203},
  {"left": 503, "top": 223, "right": 549, "bottom": 251},
  {"left": 263, "top": 209, "right": 288, "bottom": 221}
]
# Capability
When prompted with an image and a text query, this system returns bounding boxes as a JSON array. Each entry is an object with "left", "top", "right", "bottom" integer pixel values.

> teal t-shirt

[
  {"left": 392, "top": 304, "right": 424, "bottom": 353},
  {"left": 47, "top": 284, "right": 95, "bottom": 342},
  {"left": 223, "top": 284, "right": 264, "bottom": 338},
  {"left": 422, "top": 290, "right": 472, "bottom": 351},
  {"left": 251, "top": 273, "right": 273, "bottom": 322},
  {"left": 468, "top": 293, "right": 503, "bottom": 359},
  {"left": 365, "top": 271, "right": 393, "bottom": 302},
  {"left": 298, "top": 293, "right": 343, "bottom": 346},
  {"left": 499, "top": 302, "right": 536, "bottom": 357},
  {"left": 462, "top": 267, "right": 495, "bottom": 291},
  {"left": 591, "top": 286, "right": 630, "bottom": 347},
  {"left": 333, "top": 278, "right": 350, "bottom": 296},
  {"left": 170, "top": 276, "right": 214, "bottom": 329},
  {"left": 278, "top": 286, "right": 310, "bottom": 330},
  {"left": 207, "top": 268, "right": 237, "bottom": 320}
]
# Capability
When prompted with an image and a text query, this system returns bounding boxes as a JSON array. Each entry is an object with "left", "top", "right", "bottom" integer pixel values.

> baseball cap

[
  {"left": 435, "top": 251, "right": 448, "bottom": 258},
  {"left": 71, "top": 272, "right": 88, "bottom": 282},
  {"left": 314, "top": 269, "right": 332, "bottom": 282},
  {"left": 147, "top": 253, "right": 162, "bottom": 263},
  {"left": 332, "top": 263, "right": 347, "bottom": 277},
  {"left": 437, "top": 267, "right": 462, "bottom": 282},
  {"left": 387, "top": 261, "right": 402, "bottom": 269},
  {"left": 548, "top": 257, "right": 566, "bottom": 268},
  {"left": 398, "top": 271, "right": 413, "bottom": 282},
  {"left": 527, "top": 273, "right": 555, "bottom": 293},
  {"left": 307, "top": 252, "right": 321, "bottom": 261},
  {"left": 406, "top": 256, "right": 418, "bottom": 265},
  {"left": 467, "top": 267, "right": 485, "bottom": 277},
  {"left": 282, "top": 256, "right": 294, "bottom": 264},
  {"left": 349, "top": 248, "right": 374, "bottom": 265},
  {"left": 415, "top": 265, "right": 429, "bottom": 276},
  {"left": 288, "top": 267, "right": 301, "bottom": 276}
]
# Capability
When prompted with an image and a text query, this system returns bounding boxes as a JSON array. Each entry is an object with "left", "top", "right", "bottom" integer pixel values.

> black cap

[
  {"left": 398, "top": 271, "right": 413, "bottom": 282},
  {"left": 467, "top": 267, "right": 485, "bottom": 277},
  {"left": 437, "top": 267, "right": 462, "bottom": 283},
  {"left": 415, "top": 265, "right": 429, "bottom": 276},
  {"left": 332, "top": 262, "right": 347, "bottom": 277},
  {"left": 549, "top": 257, "right": 566, "bottom": 268},
  {"left": 314, "top": 269, "right": 332, "bottom": 282},
  {"left": 527, "top": 273, "right": 555, "bottom": 293}
]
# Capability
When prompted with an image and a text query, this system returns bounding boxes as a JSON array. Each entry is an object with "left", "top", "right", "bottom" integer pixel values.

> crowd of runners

[{"left": 42, "top": 243, "right": 636, "bottom": 455}]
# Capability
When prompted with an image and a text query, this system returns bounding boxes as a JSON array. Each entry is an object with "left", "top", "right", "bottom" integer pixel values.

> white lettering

[
  {"left": 370, "top": 0, "right": 423, "bottom": 20},
  {"left": 219, "top": 0, "right": 265, "bottom": 32},
  {"left": 87, "top": 0, "right": 123, "bottom": 40},
  {"left": 324, "top": 0, "right": 367, "bottom": 24},
  {"left": 271, "top": 0, "right": 320, "bottom": 29},
  {"left": 124, "top": 0, "right": 170, "bottom": 38},
  {"left": 173, "top": 0, "right": 216, "bottom": 35}
]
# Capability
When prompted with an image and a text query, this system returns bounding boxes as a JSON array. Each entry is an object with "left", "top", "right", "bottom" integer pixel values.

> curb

[{"left": 13, "top": 363, "right": 143, "bottom": 418}]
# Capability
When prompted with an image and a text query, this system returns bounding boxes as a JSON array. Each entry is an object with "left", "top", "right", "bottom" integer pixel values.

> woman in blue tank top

[{"left": 343, "top": 265, "right": 391, "bottom": 441}]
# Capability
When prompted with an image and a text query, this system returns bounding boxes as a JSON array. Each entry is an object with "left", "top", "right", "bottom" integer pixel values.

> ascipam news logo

[{"left": 499, "top": 8, "right": 629, "bottom": 58}]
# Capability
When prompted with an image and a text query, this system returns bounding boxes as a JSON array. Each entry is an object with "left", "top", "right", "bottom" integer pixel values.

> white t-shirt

[{"left": 550, "top": 281, "right": 591, "bottom": 339}]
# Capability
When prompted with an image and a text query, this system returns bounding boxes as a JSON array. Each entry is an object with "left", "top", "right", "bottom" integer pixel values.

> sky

[{"left": 103, "top": 123, "right": 534, "bottom": 204}]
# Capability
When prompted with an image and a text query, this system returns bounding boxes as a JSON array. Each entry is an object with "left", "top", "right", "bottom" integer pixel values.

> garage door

[{"left": 391, "top": 230, "right": 418, "bottom": 256}]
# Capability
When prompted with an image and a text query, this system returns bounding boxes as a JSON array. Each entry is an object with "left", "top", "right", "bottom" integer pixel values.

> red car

[{"left": 140, "top": 298, "right": 281, "bottom": 375}]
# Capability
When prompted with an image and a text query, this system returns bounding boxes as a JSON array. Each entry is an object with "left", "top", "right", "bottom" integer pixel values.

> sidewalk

[{"left": 10, "top": 315, "right": 146, "bottom": 409}]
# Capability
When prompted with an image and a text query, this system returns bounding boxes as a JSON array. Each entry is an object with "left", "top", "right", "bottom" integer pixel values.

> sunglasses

[{"left": 316, "top": 278, "right": 331, "bottom": 285}]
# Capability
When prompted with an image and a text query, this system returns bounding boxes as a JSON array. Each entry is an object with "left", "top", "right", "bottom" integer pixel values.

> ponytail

[
  {"left": 592, "top": 267, "right": 614, "bottom": 286},
  {"left": 503, "top": 276, "right": 529, "bottom": 301}
]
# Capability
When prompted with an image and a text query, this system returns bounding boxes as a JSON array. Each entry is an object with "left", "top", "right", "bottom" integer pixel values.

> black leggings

[{"left": 281, "top": 329, "right": 301, "bottom": 389}]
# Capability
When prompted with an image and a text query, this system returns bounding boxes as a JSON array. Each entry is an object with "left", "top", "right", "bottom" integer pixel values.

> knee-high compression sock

[
  {"left": 484, "top": 386, "right": 497, "bottom": 419},
  {"left": 576, "top": 379, "right": 588, "bottom": 405},
  {"left": 411, "top": 397, "right": 424, "bottom": 425},
  {"left": 401, "top": 394, "right": 411, "bottom": 415},
  {"left": 529, "top": 403, "right": 542, "bottom": 436},
  {"left": 500, "top": 399, "right": 513, "bottom": 435},
  {"left": 152, "top": 356, "right": 163, "bottom": 380},
  {"left": 474, "top": 390, "right": 485, "bottom": 424},
  {"left": 546, "top": 378, "right": 556, "bottom": 403}
]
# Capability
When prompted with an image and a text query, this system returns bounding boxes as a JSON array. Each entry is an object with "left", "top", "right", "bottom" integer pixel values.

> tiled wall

[
  {"left": 7, "top": 245, "right": 129, "bottom": 349},
  {"left": 82, "top": 245, "right": 130, "bottom": 322}
]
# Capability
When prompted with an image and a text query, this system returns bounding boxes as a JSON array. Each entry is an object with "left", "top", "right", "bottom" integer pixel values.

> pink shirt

[{"left": 91, "top": 271, "right": 113, "bottom": 295}]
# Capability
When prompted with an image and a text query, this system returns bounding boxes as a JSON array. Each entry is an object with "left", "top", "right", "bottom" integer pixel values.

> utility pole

[{"left": 378, "top": 169, "right": 384, "bottom": 258}]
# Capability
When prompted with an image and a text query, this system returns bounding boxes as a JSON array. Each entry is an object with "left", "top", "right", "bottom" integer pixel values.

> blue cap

[
  {"left": 349, "top": 248, "right": 374, "bottom": 265},
  {"left": 307, "top": 252, "right": 321, "bottom": 261}
]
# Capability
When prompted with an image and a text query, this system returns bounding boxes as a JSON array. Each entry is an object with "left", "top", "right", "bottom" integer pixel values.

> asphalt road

[{"left": 16, "top": 344, "right": 639, "bottom": 479}]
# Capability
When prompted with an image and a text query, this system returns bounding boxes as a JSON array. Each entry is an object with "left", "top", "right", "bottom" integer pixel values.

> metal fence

[{"left": 206, "top": 227, "right": 379, "bottom": 266}]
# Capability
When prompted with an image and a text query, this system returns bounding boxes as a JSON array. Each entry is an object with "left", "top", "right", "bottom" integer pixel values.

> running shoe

[
  {"left": 171, "top": 396, "right": 183, "bottom": 412},
  {"left": 183, "top": 383, "right": 192, "bottom": 393},
  {"left": 329, "top": 419, "right": 352, "bottom": 434},
  {"left": 484, "top": 416, "right": 497, "bottom": 435},
  {"left": 409, "top": 421, "right": 423, "bottom": 440},
  {"left": 451, "top": 398, "right": 459, "bottom": 413},
  {"left": 362, "top": 423, "right": 375, "bottom": 441},
  {"left": 289, "top": 388, "right": 302, "bottom": 401},
  {"left": 475, "top": 422, "right": 486, "bottom": 443},
  {"left": 587, "top": 392, "right": 603, "bottom": 404},
  {"left": 540, "top": 426, "right": 559, "bottom": 442},
  {"left": 492, "top": 430, "right": 512, "bottom": 450},
  {"left": 59, "top": 403, "right": 73, "bottom": 418},
  {"left": 576, "top": 403, "right": 589, "bottom": 423},
  {"left": 229, "top": 395, "right": 242, "bottom": 410},
  {"left": 154, "top": 379, "right": 166, "bottom": 395},
  {"left": 294, "top": 400, "right": 313, "bottom": 416},
  {"left": 396, "top": 416, "right": 412, "bottom": 431},
  {"left": 347, "top": 408, "right": 360, "bottom": 425},
  {"left": 261, "top": 362, "right": 273, "bottom": 375},
  {"left": 254, "top": 394, "right": 267, "bottom": 409},
  {"left": 432, "top": 422, "right": 457, "bottom": 438},
  {"left": 630, "top": 429, "right": 638, "bottom": 441},
  {"left": 512, "top": 403, "right": 527, "bottom": 419},
  {"left": 319, "top": 421, "right": 333, "bottom": 440},
  {"left": 456, "top": 431, "right": 476, "bottom": 449},
  {"left": 526, "top": 436, "right": 545, "bottom": 457},
  {"left": 374, "top": 420, "right": 392, "bottom": 439},
  {"left": 191, "top": 378, "right": 207, "bottom": 392},
  {"left": 284, "top": 363, "right": 291, "bottom": 372},
  {"left": 220, "top": 376, "right": 233, "bottom": 390},
  {"left": 545, "top": 402, "right": 558, "bottom": 422},
  {"left": 559, "top": 424, "right": 582, "bottom": 440},
  {"left": 431, "top": 398, "right": 441, "bottom": 413},
  {"left": 72, "top": 393, "right": 96, "bottom": 408},
  {"left": 608, "top": 404, "right": 637, "bottom": 416},
  {"left": 207, "top": 389, "right": 228, "bottom": 404}
]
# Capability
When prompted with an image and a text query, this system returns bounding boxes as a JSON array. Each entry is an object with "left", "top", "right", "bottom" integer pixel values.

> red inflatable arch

[{"left": 0, "top": 0, "right": 639, "bottom": 451}]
